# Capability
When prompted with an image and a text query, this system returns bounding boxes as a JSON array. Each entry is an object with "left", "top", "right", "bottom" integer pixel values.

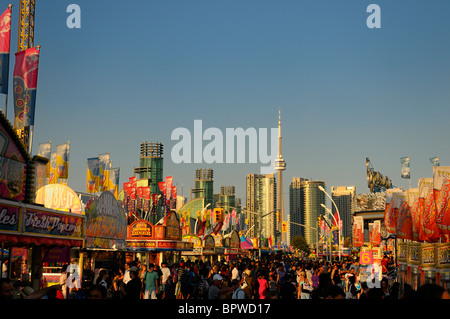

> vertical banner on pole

[
  {"left": 13, "top": 47, "right": 40, "bottom": 129},
  {"left": 0, "top": 7, "right": 12, "bottom": 96}
]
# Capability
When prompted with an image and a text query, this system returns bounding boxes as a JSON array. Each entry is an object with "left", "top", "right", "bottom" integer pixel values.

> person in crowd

[
  {"left": 207, "top": 274, "right": 233, "bottom": 299},
  {"left": 417, "top": 283, "right": 450, "bottom": 299},
  {"left": 58, "top": 264, "right": 69, "bottom": 299},
  {"left": 143, "top": 263, "right": 159, "bottom": 299},
  {"left": 159, "top": 261, "right": 171, "bottom": 299},
  {"left": 325, "top": 285, "right": 346, "bottom": 299},
  {"left": 257, "top": 271, "right": 268, "bottom": 299},
  {"left": 89, "top": 284, "right": 107, "bottom": 299},
  {"left": 241, "top": 268, "right": 255, "bottom": 299},
  {"left": 96, "top": 269, "right": 109, "bottom": 291},
  {"left": 279, "top": 273, "right": 297, "bottom": 299},
  {"left": 120, "top": 266, "right": 141, "bottom": 300},
  {"left": 298, "top": 271, "right": 313, "bottom": 299},
  {"left": 0, "top": 278, "right": 14, "bottom": 299},
  {"left": 111, "top": 267, "right": 124, "bottom": 299},
  {"left": 231, "top": 279, "right": 246, "bottom": 299}
]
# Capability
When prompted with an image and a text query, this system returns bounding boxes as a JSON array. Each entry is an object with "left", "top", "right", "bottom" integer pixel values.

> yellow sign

[{"left": 35, "top": 184, "right": 82, "bottom": 214}]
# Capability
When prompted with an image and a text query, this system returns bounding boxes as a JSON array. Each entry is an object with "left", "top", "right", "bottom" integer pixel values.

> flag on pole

[
  {"left": 13, "top": 47, "right": 40, "bottom": 129},
  {"left": 56, "top": 142, "right": 70, "bottom": 179},
  {"left": 407, "top": 188, "right": 421, "bottom": 241},
  {"left": 400, "top": 156, "right": 410, "bottom": 179},
  {"left": 108, "top": 167, "right": 120, "bottom": 198},
  {"left": 433, "top": 166, "right": 450, "bottom": 235},
  {"left": 38, "top": 141, "right": 51, "bottom": 180},
  {"left": 0, "top": 7, "right": 11, "bottom": 95},
  {"left": 48, "top": 152, "right": 57, "bottom": 184},
  {"left": 99, "top": 153, "right": 111, "bottom": 191},
  {"left": 419, "top": 177, "right": 440, "bottom": 242},
  {"left": 38, "top": 141, "right": 51, "bottom": 159},
  {"left": 430, "top": 157, "right": 440, "bottom": 167},
  {"left": 86, "top": 157, "right": 99, "bottom": 193}
]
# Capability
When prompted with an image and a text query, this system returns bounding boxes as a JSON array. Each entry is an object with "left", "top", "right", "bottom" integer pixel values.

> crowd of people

[{"left": 2, "top": 254, "right": 450, "bottom": 300}]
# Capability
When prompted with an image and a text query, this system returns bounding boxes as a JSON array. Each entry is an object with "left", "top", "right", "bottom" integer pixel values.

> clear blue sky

[{"left": 4, "top": 0, "right": 450, "bottom": 209}]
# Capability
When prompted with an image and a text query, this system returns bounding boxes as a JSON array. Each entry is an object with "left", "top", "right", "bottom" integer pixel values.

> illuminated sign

[{"left": 35, "top": 184, "right": 82, "bottom": 214}]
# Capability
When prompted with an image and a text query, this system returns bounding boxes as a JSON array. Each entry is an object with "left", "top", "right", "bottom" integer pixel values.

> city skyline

[{"left": 1, "top": 0, "right": 449, "bottom": 211}]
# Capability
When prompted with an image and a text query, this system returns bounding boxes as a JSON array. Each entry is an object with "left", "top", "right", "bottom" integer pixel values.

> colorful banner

[
  {"left": 384, "top": 188, "right": 402, "bottom": 234},
  {"left": 407, "top": 188, "right": 421, "bottom": 241},
  {"left": 158, "top": 181, "right": 166, "bottom": 195},
  {"left": 108, "top": 167, "right": 120, "bottom": 198},
  {"left": 166, "top": 176, "right": 173, "bottom": 201},
  {"left": 48, "top": 152, "right": 57, "bottom": 184},
  {"left": 37, "top": 141, "right": 51, "bottom": 159},
  {"left": 419, "top": 178, "right": 441, "bottom": 242},
  {"left": 55, "top": 142, "right": 70, "bottom": 179},
  {"left": 13, "top": 47, "right": 40, "bottom": 129},
  {"left": 400, "top": 156, "right": 410, "bottom": 179},
  {"left": 353, "top": 216, "right": 364, "bottom": 247},
  {"left": 99, "top": 153, "right": 110, "bottom": 191},
  {"left": 86, "top": 157, "right": 99, "bottom": 193},
  {"left": 433, "top": 166, "right": 450, "bottom": 234},
  {"left": 0, "top": 7, "right": 11, "bottom": 95},
  {"left": 394, "top": 191, "right": 412, "bottom": 240},
  {"left": 369, "top": 220, "right": 381, "bottom": 247}
]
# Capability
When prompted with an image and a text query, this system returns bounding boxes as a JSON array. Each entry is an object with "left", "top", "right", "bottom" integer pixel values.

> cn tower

[{"left": 274, "top": 108, "right": 286, "bottom": 246}]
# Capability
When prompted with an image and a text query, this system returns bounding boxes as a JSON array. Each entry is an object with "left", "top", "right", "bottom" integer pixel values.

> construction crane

[{"left": 15, "top": 0, "right": 35, "bottom": 152}]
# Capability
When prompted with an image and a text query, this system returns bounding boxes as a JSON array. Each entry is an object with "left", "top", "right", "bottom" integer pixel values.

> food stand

[
  {"left": 223, "top": 230, "right": 240, "bottom": 261},
  {"left": 0, "top": 198, "right": 85, "bottom": 290},
  {"left": 181, "top": 234, "right": 203, "bottom": 261},
  {"left": 34, "top": 183, "right": 85, "bottom": 286},
  {"left": 126, "top": 210, "right": 193, "bottom": 266},
  {"left": 210, "top": 233, "right": 225, "bottom": 263}
]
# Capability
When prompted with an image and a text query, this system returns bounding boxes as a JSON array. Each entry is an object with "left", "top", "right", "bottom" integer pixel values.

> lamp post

[
  {"left": 321, "top": 204, "right": 337, "bottom": 262},
  {"left": 318, "top": 186, "right": 342, "bottom": 261}
]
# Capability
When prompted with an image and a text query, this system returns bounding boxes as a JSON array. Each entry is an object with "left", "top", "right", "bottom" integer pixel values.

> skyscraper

[
  {"left": 289, "top": 177, "right": 309, "bottom": 241},
  {"left": 331, "top": 186, "right": 356, "bottom": 240},
  {"left": 192, "top": 168, "right": 214, "bottom": 208},
  {"left": 133, "top": 141, "right": 163, "bottom": 194},
  {"left": 246, "top": 173, "right": 276, "bottom": 240},
  {"left": 301, "top": 180, "right": 326, "bottom": 247}
]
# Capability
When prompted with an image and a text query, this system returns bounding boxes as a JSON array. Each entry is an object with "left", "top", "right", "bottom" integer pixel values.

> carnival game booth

[
  {"left": 398, "top": 241, "right": 450, "bottom": 292},
  {"left": 126, "top": 210, "right": 193, "bottom": 266},
  {"left": 210, "top": 233, "right": 225, "bottom": 263},
  {"left": 82, "top": 191, "right": 128, "bottom": 287},
  {"left": 181, "top": 234, "right": 216, "bottom": 263},
  {"left": 223, "top": 230, "right": 240, "bottom": 261},
  {"left": 181, "top": 234, "right": 203, "bottom": 261}
]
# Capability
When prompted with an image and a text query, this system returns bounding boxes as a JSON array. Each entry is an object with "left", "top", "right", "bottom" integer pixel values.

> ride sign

[{"left": 360, "top": 251, "right": 373, "bottom": 266}]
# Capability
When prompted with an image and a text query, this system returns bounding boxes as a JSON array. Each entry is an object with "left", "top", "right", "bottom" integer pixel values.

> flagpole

[{"left": 3, "top": 91, "right": 7, "bottom": 118}]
